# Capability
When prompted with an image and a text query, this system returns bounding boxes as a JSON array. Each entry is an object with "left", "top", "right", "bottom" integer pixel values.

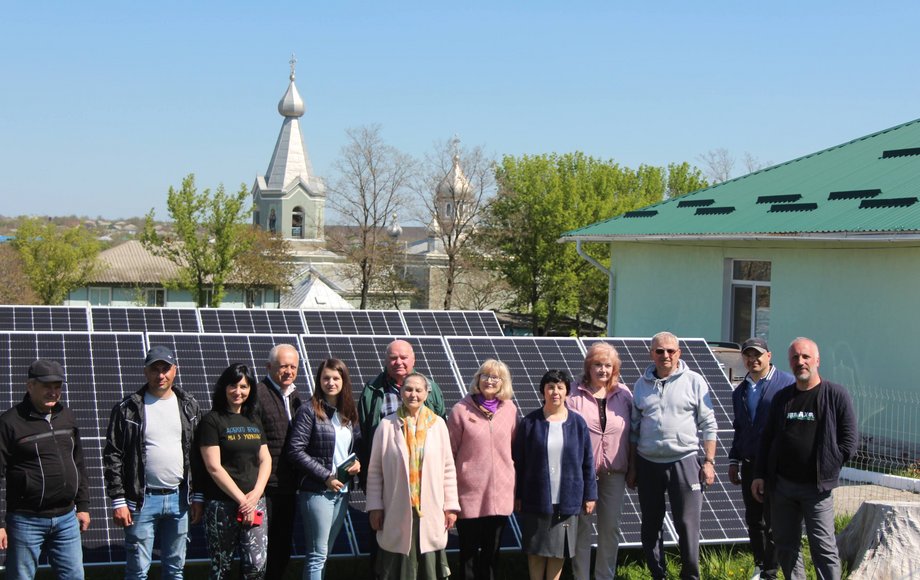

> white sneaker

[{"left": 749, "top": 567, "right": 762, "bottom": 580}]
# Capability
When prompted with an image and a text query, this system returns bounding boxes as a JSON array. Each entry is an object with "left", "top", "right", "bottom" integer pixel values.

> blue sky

[{"left": 2, "top": 1, "right": 918, "bottom": 221}]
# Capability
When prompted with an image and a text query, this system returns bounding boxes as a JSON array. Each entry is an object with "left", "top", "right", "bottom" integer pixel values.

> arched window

[{"left": 292, "top": 207, "right": 304, "bottom": 239}]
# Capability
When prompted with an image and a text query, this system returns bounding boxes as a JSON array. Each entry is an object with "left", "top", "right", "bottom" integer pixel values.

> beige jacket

[{"left": 366, "top": 413, "right": 460, "bottom": 555}]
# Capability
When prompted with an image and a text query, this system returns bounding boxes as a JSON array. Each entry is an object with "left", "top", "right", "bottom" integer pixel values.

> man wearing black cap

[
  {"left": 728, "top": 338, "right": 799, "bottom": 580},
  {"left": 0, "top": 359, "right": 90, "bottom": 579},
  {"left": 103, "top": 345, "right": 202, "bottom": 580}
]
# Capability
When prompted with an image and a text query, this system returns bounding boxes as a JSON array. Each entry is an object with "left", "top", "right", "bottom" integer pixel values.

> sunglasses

[{"left": 654, "top": 348, "right": 678, "bottom": 355}]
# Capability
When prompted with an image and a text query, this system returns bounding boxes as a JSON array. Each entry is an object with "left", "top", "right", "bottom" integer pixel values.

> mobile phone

[{"left": 237, "top": 509, "right": 265, "bottom": 526}]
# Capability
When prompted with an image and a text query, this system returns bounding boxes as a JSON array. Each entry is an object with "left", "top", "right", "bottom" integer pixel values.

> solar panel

[
  {"left": 445, "top": 336, "right": 586, "bottom": 416},
  {"left": 199, "top": 308, "right": 305, "bottom": 335},
  {"left": 0, "top": 306, "right": 90, "bottom": 331},
  {"left": 145, "top": 333, "right": 311, "bottom": 409},
  {"left": 298, "top": 335, "right": 463, "bottom": 409},
  {"left": 402, "top": 310, "right": 504, "bottom": 336},
  {"left": 582, "top": 338, "right": 735, "bottom": 428},
  {"left": 698, "top": 433, "right": 749, "bottom": 543},
  {"left": 0, "top": 331, "right": 148, "bottom": 565},
  {"left": 90, "top": 307, "right": 201, "bottom": 333},
  {"left": 302, "top": 310, "right": 407, "bottom": 335}
]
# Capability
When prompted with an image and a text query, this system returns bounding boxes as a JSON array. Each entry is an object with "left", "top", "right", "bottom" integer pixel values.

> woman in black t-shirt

[{"left": 199, "top": 363, "right": 271, "bottom": 580}]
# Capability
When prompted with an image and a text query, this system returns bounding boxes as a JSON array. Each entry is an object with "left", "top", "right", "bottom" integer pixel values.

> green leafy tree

[
  {"left": 141, "top": 174, "right": 252, "bottom": 307},
  {"left": 666, "top": 161, "right": 709, "bottom": 198},
  {"left": 235, "top": 227, "right": 296, "bottom": 305},
  {"left": 484, "top": 153, "right": 704, "bottom": 335},
  {"left": 11, "top": 218, "right": 100, "bottom": 305}
]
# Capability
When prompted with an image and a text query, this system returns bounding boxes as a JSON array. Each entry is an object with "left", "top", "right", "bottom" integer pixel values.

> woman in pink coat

[
  {"left": 566, "top": 342, "right": 632, "bottom": 580},
  {"left": 367, "top": 373, "right": 460, "bottom": 580},
  {"left": 447, "top": 359, "right": 517, "bottom": 580}
]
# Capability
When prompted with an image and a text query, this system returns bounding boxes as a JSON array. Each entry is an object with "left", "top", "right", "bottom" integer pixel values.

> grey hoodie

[{"left": 630, "top": 359, "right": 718, "bottom": 463}]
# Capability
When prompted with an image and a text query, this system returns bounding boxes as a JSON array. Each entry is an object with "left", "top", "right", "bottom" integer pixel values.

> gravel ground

[{"left": 833, "top": 483, "right": 920, "bottom": 516}]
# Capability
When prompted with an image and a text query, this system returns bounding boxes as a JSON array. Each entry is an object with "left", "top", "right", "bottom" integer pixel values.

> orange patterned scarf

[{"left": 397, "top": 404, "right": 437, "bottom": 517}]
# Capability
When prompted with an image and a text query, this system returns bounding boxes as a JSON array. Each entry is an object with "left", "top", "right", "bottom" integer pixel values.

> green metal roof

[{"left": 563, "top": 118, "right": 920, "bottom": 240}]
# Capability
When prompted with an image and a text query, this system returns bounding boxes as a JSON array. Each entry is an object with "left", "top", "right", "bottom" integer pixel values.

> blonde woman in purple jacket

[
  {"left": 567, "top": 342, "right": 632, "bottom": 580},
  {"left": 447, "top": 359, "right": 517, "bottom": 580}
]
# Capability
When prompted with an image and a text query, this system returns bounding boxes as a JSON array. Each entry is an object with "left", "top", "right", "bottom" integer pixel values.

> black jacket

[
  {"left": 257, "top": 378, "right": 302, "bottom": 492},
  {"left": 0, "top": 396, "right": 90, "bottom": 524},
  {"left": 754, "top": 379, "right": 858, "bottom": 493},
  {"left": 285, "top": 400, "right": 362, "bottom": 493},
  {"left": 103, "top": 385, "right": 201, "bottom": 511}
]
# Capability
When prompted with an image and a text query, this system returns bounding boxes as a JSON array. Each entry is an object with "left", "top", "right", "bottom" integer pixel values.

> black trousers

[
  {"left": 456, "top": 516, "right": 507, "bottom": 580},
  {"left": 264, "top": 489, "right": 297, "bottom": 579},
  {"left": 741, "top": 461, "right": 777, "bottom": 577}
]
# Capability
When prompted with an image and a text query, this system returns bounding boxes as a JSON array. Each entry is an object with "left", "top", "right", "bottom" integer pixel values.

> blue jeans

[
  {"left": 298, "top": 490, "right": 348, "bottom": 580},
  {"left": 124, "top": 490, "right": 189, "bottom": 580},
  {"left": 6, "top": 509, "right": 85, "bottom": 580}
]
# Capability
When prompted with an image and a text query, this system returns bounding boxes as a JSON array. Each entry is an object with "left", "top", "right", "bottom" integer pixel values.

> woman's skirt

[
  {"left": 376, "top": 512, "right": 451, "bottom": 580},
  {"left": 519, "top": 508, "right": 578, "bottom": 559}
]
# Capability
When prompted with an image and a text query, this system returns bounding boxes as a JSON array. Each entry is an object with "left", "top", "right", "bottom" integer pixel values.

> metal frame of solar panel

[
  {"left": 296, "top": 334, "right": 524, "bottom": 554},
  {"left": 0, "top": 331, "right": 148, "bottom": 565},
  {"left": 401, "top": 309, "right": 503, "bottom": 336},
  {"left": 581, "top": 337, "right": 747, "bottom": 544},
  {"left": 145, "top": 332, "right": 356, "bottom": 560},
  {"left": 198, "top": 308, "right": 305, "bottom": 335},
  {"left": 90, "top": 306, "right": 201, "bottom": 333},
  {"left": 0, "top": 305, "right": 90, "bottom": 331},
  {"left": 302, "top": 309, "right": 407, "bottom": 335}
]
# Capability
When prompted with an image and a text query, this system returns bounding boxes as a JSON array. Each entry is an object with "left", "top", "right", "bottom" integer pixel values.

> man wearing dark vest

[{"left": 258, "top": 343, "right": 303, "bottom": 579}]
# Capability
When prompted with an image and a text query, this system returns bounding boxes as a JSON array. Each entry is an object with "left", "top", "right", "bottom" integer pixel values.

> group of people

[{"left": 0, "top": 331, "right": 857, "bottom": 580}]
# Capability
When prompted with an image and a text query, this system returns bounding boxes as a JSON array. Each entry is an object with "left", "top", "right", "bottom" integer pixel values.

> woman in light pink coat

[
  {"left": 447, "top": 359, "right": 517, "bottom": 580},
  {"left": 367, "top": 373, "right": 460, "bottom": 580},
  {"left": 566, "top": 342, "right": 632, "bottom": 580}
]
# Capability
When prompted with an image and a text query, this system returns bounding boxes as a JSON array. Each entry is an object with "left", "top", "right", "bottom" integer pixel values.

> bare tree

[
  {"left": 327, "top": 125, "right": 415, "bottom": 309},
  {"left": 742, "top": 151, "right": 771, "bottom": 174},
  {"left": 415, "top": 137, "right": 496, "bottom": 309},
  {"left": 698, "top": 148, "right": 735, "bottom": 184}
]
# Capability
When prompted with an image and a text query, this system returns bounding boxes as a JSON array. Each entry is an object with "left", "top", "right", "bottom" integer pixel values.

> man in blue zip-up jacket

[
  {"left": 0, "top": 359, "right": 90, "bottom": 579},
  {"left": 728, "top": 338, "right": 800, "bottom": 580}
]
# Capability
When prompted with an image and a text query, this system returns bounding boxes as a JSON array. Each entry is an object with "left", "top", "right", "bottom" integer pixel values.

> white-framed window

[
  {"left": 145, "top": 288, "right": 166, "bottom": 307},
  {"left": 727, "top": 260, "right": 771, "bottom": 344},
  {"left": 88, "top": 287, "right": 111, "bottom": 306},
  {"left": 245, "top": 288, "right": 265, "bottom": 309}
]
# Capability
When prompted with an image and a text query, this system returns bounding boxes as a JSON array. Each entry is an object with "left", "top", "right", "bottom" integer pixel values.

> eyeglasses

[
  {"left": 480, "top": 374, "right": 502, "bottom": 382},
  {"left": 654, "top": 348, "right": 678, "bottom": 355}
]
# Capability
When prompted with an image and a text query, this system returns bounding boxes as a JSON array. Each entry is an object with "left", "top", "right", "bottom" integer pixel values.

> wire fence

[{"left": 835, "top": 384, "right": 920, "bottom": 515}]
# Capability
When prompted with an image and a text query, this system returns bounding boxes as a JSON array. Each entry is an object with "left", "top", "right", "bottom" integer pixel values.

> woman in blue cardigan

[{"left": 513, "top": 369, "right": 597, "bottom": 580}]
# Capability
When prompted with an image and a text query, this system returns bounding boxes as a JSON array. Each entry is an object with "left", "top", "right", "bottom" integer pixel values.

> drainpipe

[{"left": 576, "top": 240, "right": 615, "bottom": 334}]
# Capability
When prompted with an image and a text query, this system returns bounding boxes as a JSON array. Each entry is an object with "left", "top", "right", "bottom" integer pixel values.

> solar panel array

[
  {"left": 91, "top": 307, "right": 201, "bottom": 333},
  {"left": 0, "top": 307, "right": 749, "bottom": 568},
  {"left": 402, "top": 310, "right": 503, "bottom": 336}
]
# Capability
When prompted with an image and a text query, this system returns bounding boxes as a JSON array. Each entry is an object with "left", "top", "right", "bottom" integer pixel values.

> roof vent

[
  {"left": 769, "top": 203, "right": 818, "bottom": 213},
  {"left": 757, "top": 194, "right": 801, "bottom": 204},
  {"left": 677, "top": 199, "right": 715, "bottom": 208},
  {"left": 882, "top": 147, "right": 920, "bottom": 159},
  {"left": 859, "top": 197, "right": 919, "bottom": 209},
  {"left": 695, "top": 206, "right": 735, "bottom": 215},
  {"left": 828, "top": 189, "right": 881, "bottom": 201},
  {"left": 623, "top": 210, "right": 658, "bottom": 218}
]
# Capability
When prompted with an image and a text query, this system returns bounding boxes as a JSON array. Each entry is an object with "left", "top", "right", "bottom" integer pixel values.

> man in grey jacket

[{"left": 626, "top": 331, "right": 717, "bottom": 580}]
